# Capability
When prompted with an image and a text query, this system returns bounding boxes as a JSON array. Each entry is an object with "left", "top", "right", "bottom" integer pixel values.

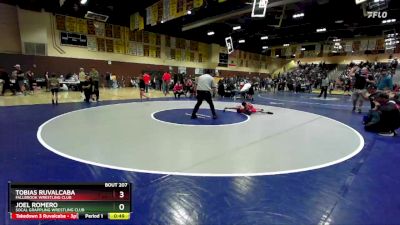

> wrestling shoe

[{"left": 378, "top": 132, "right": 395, "bottom": 137}]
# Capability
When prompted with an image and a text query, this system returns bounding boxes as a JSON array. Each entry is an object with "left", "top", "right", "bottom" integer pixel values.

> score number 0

[{"left": 119, "top": 191, "right": 125, "bottom": 210}]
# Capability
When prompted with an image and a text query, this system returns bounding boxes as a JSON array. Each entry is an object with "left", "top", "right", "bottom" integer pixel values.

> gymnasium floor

[{"left": 1, "top": 90, "right": 400, "bottom": 225}]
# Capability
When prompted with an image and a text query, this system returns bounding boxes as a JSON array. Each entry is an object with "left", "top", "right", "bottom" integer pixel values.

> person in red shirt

[
  {"left": 224, "top": 102, "right": 273, "bottom": 115},
  {"left": 173, "top": 81, "right": 184, "bottom": 99},
  {"left": 162, "top": 72, "right": 171, "bottom": 96},
  {"left": 142, "top": 73, "right": 151, "bottom": 93}
]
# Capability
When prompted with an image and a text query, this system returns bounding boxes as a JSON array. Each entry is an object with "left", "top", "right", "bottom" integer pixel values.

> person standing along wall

[
  {"left": 89, "top": 67, "right": 100, "bottom": 101},
  {"left": 143, "top": 72, "right": 151, "bottom": 93},
  {"left": 318, "top": 75, "right": 329, "bottom": 99},
  {"left": 351, "top": 66, "right": 370, "bottom": 113},
  {"left": 0, "top": 67, "right": 9, "bottom": 96},
  {"left": 162, "top": 71, "right": 171, "bottom": 96},
  {"left": 48, "top": 74, "right": 60, "bottom": 105}
]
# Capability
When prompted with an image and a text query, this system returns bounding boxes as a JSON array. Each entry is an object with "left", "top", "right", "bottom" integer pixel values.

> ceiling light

[
  {"left": 238, "top": 39, "right": 245, "bottom": 43},
  {"left": 262, "top": 46, "right": 268, "bottom": 49},
  {"left": 80, "top": 0, "right": 87, "bottom": 4},
  {"left": 317, "top": 28, "right": 327, "bottom": 32},
  {"left": 187, "top": 10, "right": 192, "bottom": 15},
  {"left": 233, "top": 26, "right": 241, "bottom": 30},
  {"left": 207, "top": 31, "right": 215, "bottom": 36},
  {"left": 260, "top": 36, "right": 268, "bottom": 40},
  {"left": 382, "top": 19, "right": 396, "bottom": 24},
  {"left": 293, "top": 13, "right": 304, "bottom": 19}
]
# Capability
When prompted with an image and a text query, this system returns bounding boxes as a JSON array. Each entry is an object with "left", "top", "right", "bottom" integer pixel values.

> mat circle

[{"left": 152, "top": 108, "right": 249, "bottom": 126}]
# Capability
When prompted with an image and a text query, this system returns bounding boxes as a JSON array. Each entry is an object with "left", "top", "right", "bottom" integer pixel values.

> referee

[{"left": 191, "top": 70, "right": 217, "bottom": 119}]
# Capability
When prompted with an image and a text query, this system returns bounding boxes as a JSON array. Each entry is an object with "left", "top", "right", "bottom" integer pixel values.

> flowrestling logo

[{"left": 367, "top": 11, "right": 388, "bottom": 18}]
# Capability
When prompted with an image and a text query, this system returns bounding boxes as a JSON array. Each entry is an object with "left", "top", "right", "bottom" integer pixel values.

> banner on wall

[
  {"left": 114, "top": 40, "right": 124, "bottom": 54},
  {"left": 94, "top": 21, "right": 105, "bottom": 37},
  {"left": 352, "top": 41, "right": 361, "bottom": 51},
  {"left": 130, "top": 13, "right": 142, "bottom": 30},
  {"left": 76, "top": 18, "right": 87, "bottom": 34},
  {"left": 146, "top": 7, "right": 152, "bottom": 25},
  {"left": 127, "top": 42, "right": 137, "bottom": 55},
  {"left": 186, "top": 50, "right": 191, "bottom": 61},
  {"left": 55, "top": 15, "right": 66, "bottom": 31},
  {"left": 176, "top": 0, "right": 186, "bottom": 17},
  {"left": 105, "top": 23, "right": 113, "bottom": 38},
  {"left": 187, "top": 0, "right": 194, "bottom": 10},
  {"left": 315, "top": 44, "right": 321, "bottom": 54},
  {"left": 368, "top": 39, "right": 376, "bottom": 50},
  {"left": 360, "top": 40, "right": 369, "bottom": 51},
  {"left": 170, "top": 37, "right": 176, "bottom": 48},
  {"left": 181, "top": 49, "right": 186, "bottom": 61},
  {"left": 87, "top": 36, "right": 97, "bottom": 51},
  {"left": 345, "top": 41, "right": 353, "bottom": 52},
  {"left": 149, "top": 46, "right": 157, "bottom": 57},
  {"left": 149, "top": 33, "right": 156, "bottom": 45},
  {"left": 194, "top": 0, "right": 203, "bottom": 8},
  {"left": 163, "top": 0, "right": 170, "bottom": 21},
  {"left": 106, "top": 39, "right": 114, "bottom": 52},
  {"left": 151, "top": 3, "right": 158, "bottom": 26},
  {"left": 376, "top": 39, "right": 385, "bottom": 50},
  {"left": 65, "top": 16, "right": 77, "bottom": 32},
  {"left": 137, "top": 43, "right": 144, "bottom": 56},
  {"left": 113, "top": 25, "right": 122, "bottom": 39},
  {"left": 87, "top": 20, "right": 96, "bottom": 35},
  {"left": 176, "top": 49, "right": 182, "bottom": 61},
  {"left": 97, "top": 38, "right": 106, "bottom": 52},
  {"left": 170, "top": 0, "right": 178, "bottom": 19}
]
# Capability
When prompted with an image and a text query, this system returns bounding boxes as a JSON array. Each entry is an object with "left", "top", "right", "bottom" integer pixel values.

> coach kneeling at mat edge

[{"left": 191, "top": 70, "right": 218, "bottom": 120}]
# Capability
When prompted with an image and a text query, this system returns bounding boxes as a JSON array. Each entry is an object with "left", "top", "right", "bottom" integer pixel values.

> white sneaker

[{"left": 378, "top": 132, "right": 395, "bottom": 137}]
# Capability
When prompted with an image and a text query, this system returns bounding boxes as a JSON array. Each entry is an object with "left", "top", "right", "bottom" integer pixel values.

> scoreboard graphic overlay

[{"left": 8, "top": 183, "right": 132, "bottom": 221}]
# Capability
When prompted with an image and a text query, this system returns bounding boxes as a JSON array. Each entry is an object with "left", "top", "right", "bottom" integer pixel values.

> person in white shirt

[{"left": 191, "top": 70, "right": 217, "bottom": 119}]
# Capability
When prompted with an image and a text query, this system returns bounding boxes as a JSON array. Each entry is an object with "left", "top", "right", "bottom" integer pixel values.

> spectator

[
  {"left": 173, "top": 81, "right": 184, "bottom": 99},
  {"left": 26, "top": 70, "right": 35, "bottom": 94},
  {"left": 0, "top": 67, "right": 10, "bottom": 96},
  {"left": 13, "top": 64, "right": 25, "bottom": 95},
  {"left": 162, "top": 71, "right": 171, "bottom": 96},
  {"left": 81, "top": 75, "right": 93, "bottom": 103},
  {"left": 364, "top": 93, "right": 400, "bottom": 136},
  {"left": 217, "top": 79, "right": 225, "bottom": 98},
  {"left": 143, "top": 72, "right": 151, "bottom": 93},
  {"left": 318, "top": 75, "right": 329, "bottom": 99},
  {"left": 79, "top": 68, "right": 86, "bottom": 91},
  {"left": 48, "top": 74, "right": 60, "bottom": 105},
  {"left": 352, "top": 67, "right": 368, "bottom": 113},
  {"left": 377, "top": 67, "right": 393, "bottom": 91},
  {"left": 89, "top": 67, "right": 100, "bottom": 101}
]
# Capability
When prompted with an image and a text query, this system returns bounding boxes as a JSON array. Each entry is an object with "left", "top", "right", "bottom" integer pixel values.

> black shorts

[{"left": 51, "top": 88, "right": 59, "bottom": 94}]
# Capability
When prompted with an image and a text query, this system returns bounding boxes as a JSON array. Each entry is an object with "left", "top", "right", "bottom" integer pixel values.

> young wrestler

[
  {"left": 139, "top": 78, "right": 149, "bottom": 101},
  {"left": 224, "top": 101, "right": 273, "bottom": 115}
]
